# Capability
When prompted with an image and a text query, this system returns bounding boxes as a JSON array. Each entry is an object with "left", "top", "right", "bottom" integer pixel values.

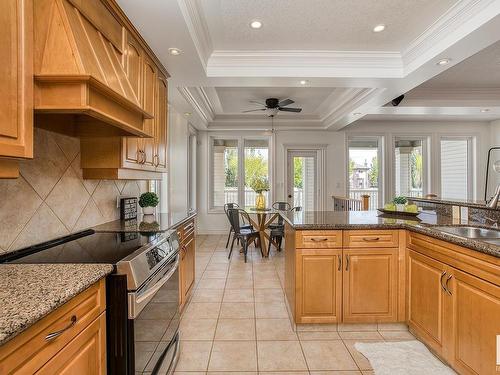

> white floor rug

[{"left": 355, "top": 340, "right": 456, "bottom": 375}]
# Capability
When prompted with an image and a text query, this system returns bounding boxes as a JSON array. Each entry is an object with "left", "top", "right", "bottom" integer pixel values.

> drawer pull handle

[
  {"left": 310, "top": 238, "right": 328, "bottom": 242},
  {"left": 362, "top": 237, "right": 380, "bottom": 242},
  {"left": 45, "top": 315, "right": 77, "bottom": 342}
]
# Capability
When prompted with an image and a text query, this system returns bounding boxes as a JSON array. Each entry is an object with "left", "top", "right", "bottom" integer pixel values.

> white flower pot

[
  {"left": 396, "top": 204, "right": 405, "bottom": 211},
  {"left": 142, "top": 206, "right": 155, "bottom": 215}
]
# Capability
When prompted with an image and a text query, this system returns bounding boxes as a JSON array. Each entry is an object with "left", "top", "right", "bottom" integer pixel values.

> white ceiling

[
  {"left": 116, "top": 0, "right": 500, "bottom": 129},
  {"left": 199, "top": 0, "right": 458, "bottom": 51}
]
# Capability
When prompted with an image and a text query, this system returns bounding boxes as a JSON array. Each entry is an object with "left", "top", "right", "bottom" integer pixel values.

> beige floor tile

[
  {"left": 220, "top": 302, "right": 255, "bottom": 319},
  {"left": 205, "top": 263, "right": 229, "bottom": 272},
  {"left": 180, "top": 319, "right": 217, "bottom": 340},
  {"left": 339, "top": 331, "right": 384, "bottom": 340},
  {"left": 197, "top": 278, "right": 226, "bottom": 289},
  {"left": 175, "top": 340, "right": 212, "bottom": 371},
  {"left": 208, "top": 341, "right": 258, "bottom": 371},
  {"left": 254, "top": 288, "right": 285, "bottom": 302},
  {"left": 297, "top": 323, "right": 338, "bottom": 332},
  {"left": 191, "top": 289, "right": 224, "bottom": 303},
  {"left": 225, "top": 277, "right": 253, "bottom": 289},
  {"left": 298, "top": 331, "right": 341, "bottom": 340},
  {"left": 256, "top": 319, "right": 298, "bottom": 341},
  {"left": 174, "top": 372, "right": 206, "bottom": 375},
  {"left": 379, "top": 330, "right": 415, "bottom": 341},
  {"left": 209, "top": 372, "right": 256, "bottom": 375},
  {"left": 260, "top": 372, "right": 308, "bottom": 375},
  {"left": 301, "top": 340, "right": 358, "bottom": 371},
  {"left": 255, "top": 301, "right": 289, "bottom": 318},
  {"left": 362, "top": 371, "right": 375, "bottom": 375},
  {"left": 342, "top": 339, "right": 383, "bottom": 371},
  {"left": 228, "top": 270, "right": 253, "bottom": 278},
  {"left": 223, "top": 288, "right": 254, "bottom": 302},
  {"left": 183, "top": 302, "right": 221, "bottom": 319},
  {"left": 215, "top": 318, "right": 256, "bottom": 340},
  {"left": 338, "top": 323, "right": 377, "bottom": 332},
  {"left": 203, "top": 270, "right": 228, "bottom": 278},
  {"left": 257, "top": 341, "right": 307, "bottom": 371},
  {"left": 309, "top": 372, "right": 362, "bottom": 375},
  {"left": 377, "top": 322, "right": 408, "bottom": 331},
  {"left": 253, "top": 277, "right": 282, "bottom": 289}
]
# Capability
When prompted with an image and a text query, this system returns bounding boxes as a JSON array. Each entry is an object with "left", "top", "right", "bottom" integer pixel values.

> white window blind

[{"left": 440, "top": 139, "right": 470, "bottom": 200}]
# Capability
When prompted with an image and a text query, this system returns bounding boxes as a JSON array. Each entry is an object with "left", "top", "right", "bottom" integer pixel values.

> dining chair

[
  {"left": 224, "top": 203, "right": 252, "bottom": 248},
  {"left": 227, "top": 208, "right": 261, "bottom": 263},
  {"left": 267, "top": 204, "right": 302, "bottom": 254},
  {"left": 269, "top": 201, "right": 290, "bottom": 230},
  {"left": 291, "top": 206, "right": 302, "bottom": 212}
]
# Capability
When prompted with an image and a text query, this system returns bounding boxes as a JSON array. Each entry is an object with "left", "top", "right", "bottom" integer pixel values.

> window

[
  {"left": 187, "top": 131, "right": 197, "bottom": 211},
  {"left": 348, "top": 137, "right": 382, "bottom": 210},
  {"left": 394, "top": 138, "right": 425, "bottom": 198},
  {"left": 210, "top": 137, "right": 270, "bottom": 210},
  {"left": 440, "top": 138, "right": 472, "bottom": 200}
]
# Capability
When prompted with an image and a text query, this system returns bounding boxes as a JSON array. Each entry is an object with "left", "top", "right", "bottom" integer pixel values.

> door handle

[
  {"left": 337, "top": 254, "right": 342, "bottom": 271},
  {"left": 439, "top": 271, "right": 447, "bottom": 292},
  {"left": 362, "top": 237, "right": 380, "bottom": 242},
  {"left": 310, "top": 237, "right": 328, "bottom": 242},
  {"left": 445, "top": 274, "right": 453, "bottom": 295},
  {"left": 345, "top": 255, "right": 349, "bottom": 271},
  {"left": 287, "top": 194, "right": 292, "bottom": 199},
  {"left": 45, "top": 316, "right": 77, "bottom": 342}
]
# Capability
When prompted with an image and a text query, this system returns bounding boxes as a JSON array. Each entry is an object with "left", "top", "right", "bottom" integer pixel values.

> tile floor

[{"left": 175, "top": 234, "right": 416, "bottom": 374}]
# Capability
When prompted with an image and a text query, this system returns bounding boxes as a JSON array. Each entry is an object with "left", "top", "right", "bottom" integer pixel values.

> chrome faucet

[{"left": 486, "top": 184, "right": 500, "bottom": 209}]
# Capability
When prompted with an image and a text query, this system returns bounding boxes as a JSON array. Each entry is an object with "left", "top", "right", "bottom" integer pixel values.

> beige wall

[{"left": 0, "top": 128, "right": 148, "bottom": 254}]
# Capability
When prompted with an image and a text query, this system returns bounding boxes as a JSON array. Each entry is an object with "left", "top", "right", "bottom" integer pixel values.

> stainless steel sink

[{"left": 433, "top": 226, "right": 500, "bottom": 239}]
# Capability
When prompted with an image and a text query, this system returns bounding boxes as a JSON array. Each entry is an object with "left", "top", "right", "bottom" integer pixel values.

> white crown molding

[
  {"left": 402, "top": 0, "right": 500, "bottom": 74},
  {"left": 407, "top": 87, "right": 500, "bottom": 100},
  {"left": 206, "top": 50, "right": 404, "bottom": 78},
  {"left": 177, "top": 87, "right": 211, "bottom": 125},
  {"left": 177, "top": 0, "right": 213, "bottom": 69}
]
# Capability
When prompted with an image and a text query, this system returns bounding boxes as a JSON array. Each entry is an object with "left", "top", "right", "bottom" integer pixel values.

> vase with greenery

[
  {"left": 393, "top": 196, "right": 408, "bottom": 211},
  {"left": 250, "top": 176, "right": 269, "bottom": 210},
  {"left": 139, "top": 192, "right": 159, "bottom": 215}
]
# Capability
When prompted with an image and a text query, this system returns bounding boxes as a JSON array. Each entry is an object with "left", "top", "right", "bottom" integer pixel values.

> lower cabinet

[
  {"left": 408, "top": 248, "right": 500, "bottom": 375},
  {"left": 296, "top": 248, "right": 342, "bottom": 323},
  {"left": 178, "top": 218, "right": 196, "bottom": 309},
  {"left": 343, "top": 248, "right": 398, "bottom": 322}
]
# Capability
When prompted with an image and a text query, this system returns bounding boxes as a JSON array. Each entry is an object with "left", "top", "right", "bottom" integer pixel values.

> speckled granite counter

[
  {"left": 281, "top": 210, "right": 500, "bottom": 258},
  {"left": 92, "top": 211, "right": 196, "bottom": 233},
  {"left": 0, "top": 263, "right": 113, "bottom": 346}
]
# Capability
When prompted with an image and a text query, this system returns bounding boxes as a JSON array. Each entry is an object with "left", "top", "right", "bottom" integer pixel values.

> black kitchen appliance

[{"left": 0, "top": 229, "right": 180, "bottom": 375}]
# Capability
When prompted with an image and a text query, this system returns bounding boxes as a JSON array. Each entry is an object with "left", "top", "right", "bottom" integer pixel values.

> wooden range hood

[{"left": 34, "top": 0, "right": 153, "bottom": 137}]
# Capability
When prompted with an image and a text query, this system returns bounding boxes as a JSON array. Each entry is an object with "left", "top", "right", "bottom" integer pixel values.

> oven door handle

[{"left": 128, "top": 255, "right": 179, "bottom": 319}]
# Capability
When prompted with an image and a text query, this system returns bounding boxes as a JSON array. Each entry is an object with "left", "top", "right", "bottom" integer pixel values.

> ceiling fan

[{"left": 243, "top": 98, "right": 302, "bottom": 116}]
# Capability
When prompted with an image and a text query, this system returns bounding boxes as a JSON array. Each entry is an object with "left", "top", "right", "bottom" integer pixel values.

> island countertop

[
  {"left": 281, "top": 210, "right": 500, "bottom": 258},
  {"left": 0, "top": 263, "right": 113, "bottom": 346}
]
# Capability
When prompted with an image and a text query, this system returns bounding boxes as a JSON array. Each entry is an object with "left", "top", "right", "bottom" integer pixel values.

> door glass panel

[
  {"left": 440, "top": 139, "right": 470, "bottom": 199},
  {"left": 212, "top": 139, "right": 238, "bottom": 208},
  {"left": 348, "top": 138, "right": 380, "bottom": 209},
  {"left": 244, "top": 139, "right": 269, "bottom": 207},
  {"left": 395, "top": 139, "right": 423, "bottom": 198},
  {"left": 291, "top": 155, "right": 316, "bottom": 211}
]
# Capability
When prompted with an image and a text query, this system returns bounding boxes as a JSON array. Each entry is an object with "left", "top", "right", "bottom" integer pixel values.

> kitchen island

[{"left": 281, "top": 210, "right": 499, "bottom": 375}]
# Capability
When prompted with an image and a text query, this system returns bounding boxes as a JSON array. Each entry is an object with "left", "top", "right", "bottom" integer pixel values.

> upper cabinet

[
  {"left": 0, "top": 0, "right": 169, "bottom": 179},
  {"left": 0, "top": 0, "right": 33, "bottom": 178}
]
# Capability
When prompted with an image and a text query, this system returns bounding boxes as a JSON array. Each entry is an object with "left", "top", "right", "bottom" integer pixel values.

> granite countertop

[
  {"left": 281, "top": 210, "right": 500, "bottom": 258},
  {"left": 0, "top": 264, "right": 113, "bottom": 346},
  {"left": 92, "top": 211, "right": 196, "bottom": 233},
  {"left": 407, "top": 196, "right": 497, "bottom": 211}
]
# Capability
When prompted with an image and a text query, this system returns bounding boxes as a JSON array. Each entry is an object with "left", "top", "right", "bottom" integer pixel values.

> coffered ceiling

[{"left": 117, "top": 0, "right": 500, "bottom": 129}]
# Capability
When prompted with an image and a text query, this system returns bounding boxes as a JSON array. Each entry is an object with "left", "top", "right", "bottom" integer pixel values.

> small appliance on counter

[{"left": 0, "top": 229, "right": 180, "bottom": 375}]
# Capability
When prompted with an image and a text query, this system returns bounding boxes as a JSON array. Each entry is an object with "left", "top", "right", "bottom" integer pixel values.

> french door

[{"left": 286, "top": 150, "right": 321, "bottom": 211}]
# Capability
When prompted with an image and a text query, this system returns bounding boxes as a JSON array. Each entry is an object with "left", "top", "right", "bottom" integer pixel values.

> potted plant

[
  {"left": 393, "top": 196, "right": 408, "bottom": 211},
  {"left": 139, "top": 192, "right": 159, "bottom": 215},
  {"left": 250, "top": 176, "right": 269, "bottom": 210}
]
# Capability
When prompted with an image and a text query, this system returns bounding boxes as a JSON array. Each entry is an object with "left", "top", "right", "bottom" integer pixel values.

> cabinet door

[
  {"left": 343, "top": 248, "right": 398, "bottom": 322},
  {"left": 449, "top": 268, "right": 500, "bottom": 375},
  {"left": 155, "top": 74, "right": 168, "bottom": 172},
  {"left": 0, "top": 0, "right": 33, "bottom": 161},
  {"left": 296, "top": 248, "right": 342, "bottom": 323},
  {"left": 183, "top": 236, "right": 196, "bottom": 299},
  {"left": 35, "top": 313, "right": 106, "bottom": 375},
  {"left": 407, "top": 250, "right": 451, "bottom": 356},
  {"left": 142, "top": 56, "right": 157, "bottom": 170}
]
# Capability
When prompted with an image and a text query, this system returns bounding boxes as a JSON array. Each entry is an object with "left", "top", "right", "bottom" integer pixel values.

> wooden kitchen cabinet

[
  {"left": 296, "top": 248, "right": 342, "bottom": 323},
  {"left": 0, "top": 279, "right": 106, "bottom": 374},
  {"left": 343, "top": 248, "right": 399, "bottom": 322},
  {"left": 0, "top": 0, "right": 33, "bottom": 178},
  {"left": 178, "top": 218, "right": 196, "bottom": 309}
]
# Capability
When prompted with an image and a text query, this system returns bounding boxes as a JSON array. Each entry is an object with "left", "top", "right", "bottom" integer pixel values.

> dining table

[{"left": 243, "top": 207, "right": 281, "bottom": 257}]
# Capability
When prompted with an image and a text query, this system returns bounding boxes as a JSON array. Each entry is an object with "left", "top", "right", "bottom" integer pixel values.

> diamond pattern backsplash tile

[{"left": 0, "top": 128, "right": 150, "bottom": 254}]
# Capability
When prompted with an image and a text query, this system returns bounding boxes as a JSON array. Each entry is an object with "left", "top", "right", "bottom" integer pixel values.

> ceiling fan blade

[
  {"left": 249, "top": 100, "right": 266, "bottom": 106},
  {"left": 278, "top": 98, "right": 294, "bottom": 107},
  {"left": 242, "top": 108, "right": 266, "bottom": 113},
  {"left": 279, "top": 107, "right": 302, "bottom": 113}
]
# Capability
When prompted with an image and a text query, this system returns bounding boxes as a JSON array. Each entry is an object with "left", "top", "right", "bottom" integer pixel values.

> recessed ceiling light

[
  {"left": 353, "top": 112, "right": 362, "bottom": 116},
  {"left": 481, "top": 108, "right": 490, "bottom": 113},
  {"left": 299, "top": 80, "right": 309, "bottom": 85},
  {"left": 250, "top": 20, "right": 263, "bottom": 29},
  {"left": 436, "top": 58, "right": 451, "bottom": 66},
  {"left": 184, "top": 112, "right": 191, "bottom": 116},
  {"left": 373, "top": 24, "right": 386, "bottom": 33},
  {"left": 168, "top": 48, "right": 182, "bottom": 56}
]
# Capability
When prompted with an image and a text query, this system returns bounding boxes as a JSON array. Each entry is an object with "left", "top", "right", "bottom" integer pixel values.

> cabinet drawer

[
  {"left": 296, "top": 230, "right": 342, "bottom": 248},
  {"left": 343, "top": 230, "right": 399, "bottom": 248},
  {"left": 0, "top": 279, "right": 106, "bottom": 374}
]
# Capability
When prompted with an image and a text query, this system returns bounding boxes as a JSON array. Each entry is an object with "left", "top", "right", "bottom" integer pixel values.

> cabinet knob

[{"left": 153, "top": 154, "right": 159, "bottom": 167}]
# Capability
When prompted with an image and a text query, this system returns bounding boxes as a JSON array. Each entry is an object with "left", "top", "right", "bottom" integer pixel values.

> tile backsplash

[{"left": 0, "top": 128, "right": 148, "bottom": 254}]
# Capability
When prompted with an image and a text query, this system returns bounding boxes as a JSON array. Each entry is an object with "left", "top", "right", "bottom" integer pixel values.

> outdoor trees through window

[{"left": 395, "top": 139, "right": 424, "bottom": 197}]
